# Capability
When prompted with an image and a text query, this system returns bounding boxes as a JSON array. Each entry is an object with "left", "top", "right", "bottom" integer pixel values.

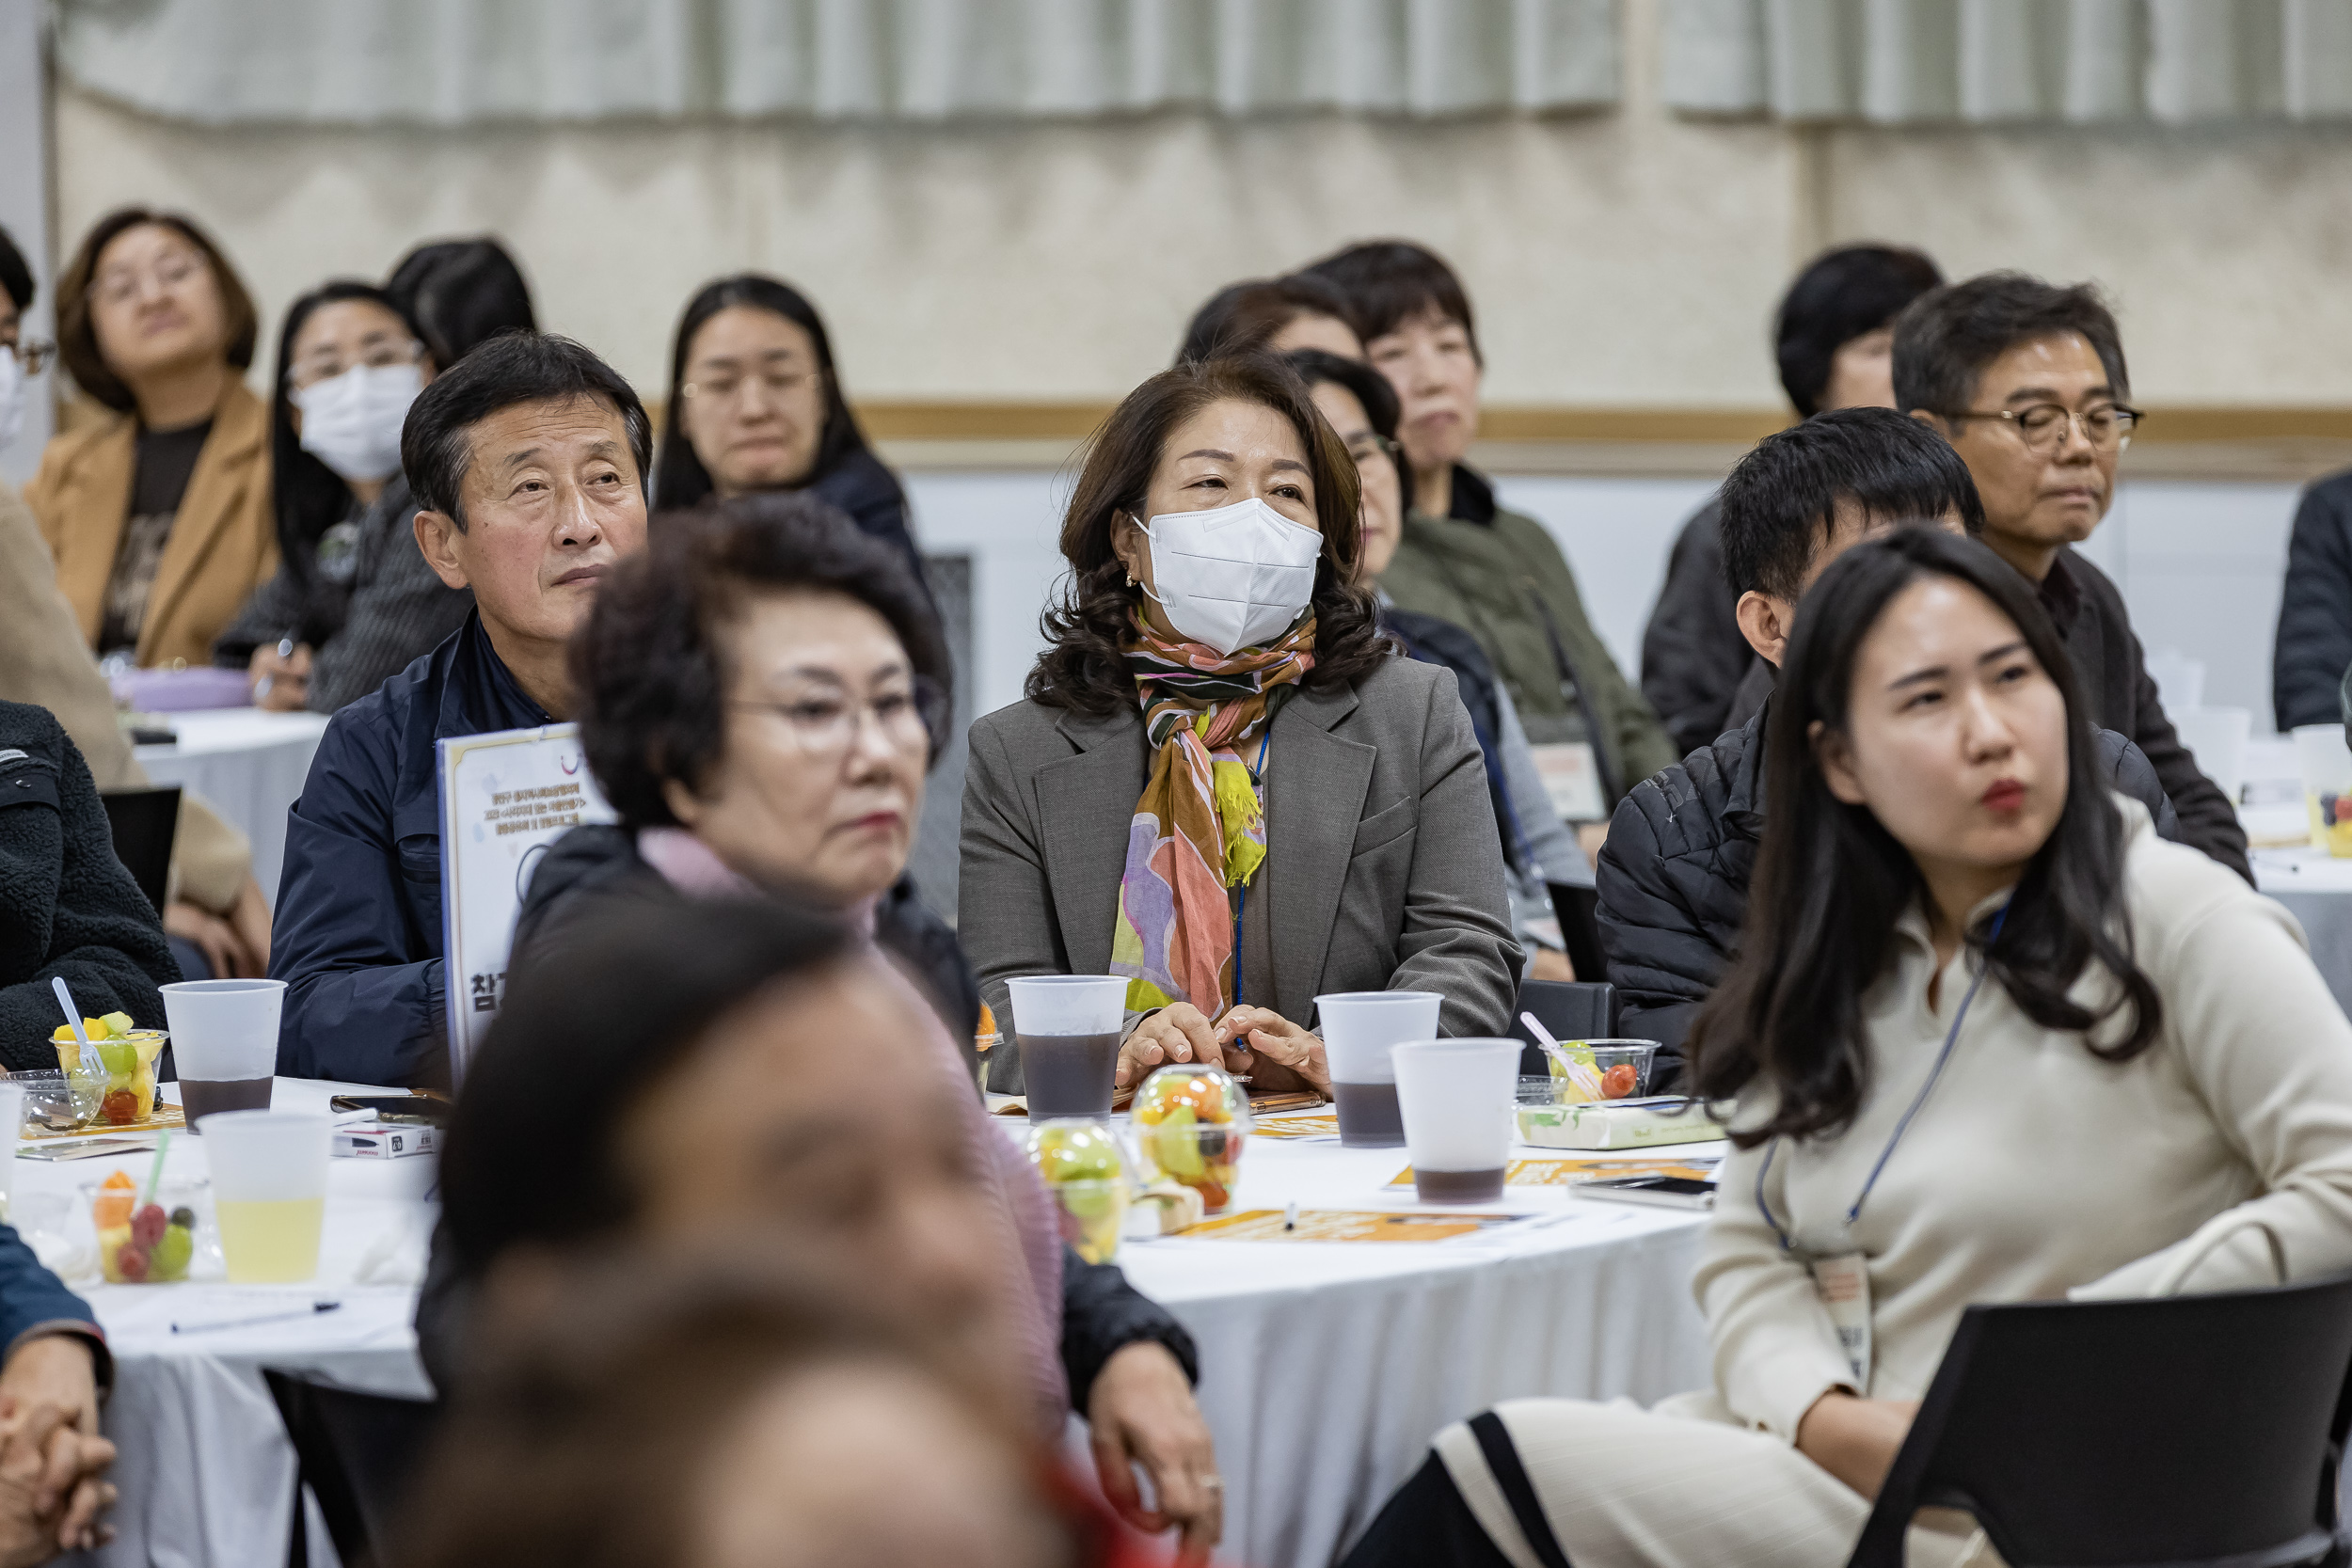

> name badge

[
  {"left": 1809, "top": 1251, "right": 1873, "bottom": 1387},
  {"left": 1529, "top": 741, "right": 1606, "bottom": 823}
]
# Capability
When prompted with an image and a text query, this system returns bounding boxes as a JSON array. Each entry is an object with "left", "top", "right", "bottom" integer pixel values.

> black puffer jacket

[
  {"left": 2273, "top": 467, "right": 2352, "bottom": 733},
  {"left": 1639, "top": 500, "right": 1761, "bottom": 757},
  {"left": 0, "top": 702, "right": 177, "bottom": 1069},
  {"left": 1596, "top": 702, "right": 2182, "bottom": 1083}
]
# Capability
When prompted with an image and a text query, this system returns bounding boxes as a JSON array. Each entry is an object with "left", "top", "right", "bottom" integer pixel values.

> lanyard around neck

[
  {"left": 1755, "top": 904, "right": 2010, "bottom": 1253},
  {"left": 1231, "top": 726, "right": 1273, "bottom": 1009}
]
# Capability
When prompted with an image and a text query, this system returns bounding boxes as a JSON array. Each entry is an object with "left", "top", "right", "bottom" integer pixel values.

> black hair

[
  {"left": 269, "top": 280, "right": 426, "bottom": 589},
  {"left": 0, "top": 225, "right": 31, "bottom": 314},
  {"left": 1298, "top": 240, "right": 1483, "bottom": 364},
  {"left": 1688, "top": 527, "right": 2162, "bottom": 1148},
  {"left": 1285, "top": 347, "right": 1413, "bottom": 506},
  {"left": 400, "top": 332, "right": 652, "bottom": 532},
  {"left": 384, "top": 238, "right": 537, "bottom": 369},
  {"left": 650, "top": 274, "right": 891, "bottom": 515},
  {"left": 1175, "top": 274, "right": 1358, "bottom": 366},
  {"left": 439, "top": 896, "right": 856, "bottom": 1276},
  {"left": 1716, "top": 406, "right": 1985, "bottom": 601},
  {"left": 1774, "top": 244, "right": 1944, "bottom": 415},
  {"left": 576, "top": 490, "right": 952, "bottom": 830},
  {"left": 1893, "top": 272, "right": 2130, "bottom": 420}
]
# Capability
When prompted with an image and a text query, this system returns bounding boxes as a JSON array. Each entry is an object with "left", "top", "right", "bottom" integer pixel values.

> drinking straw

[
  {"left": 49, "top": 978, "right": 104, "bottom": 1082},
  {"left": 142, "top": 1130, "right": 171, "bottom": 1208}
]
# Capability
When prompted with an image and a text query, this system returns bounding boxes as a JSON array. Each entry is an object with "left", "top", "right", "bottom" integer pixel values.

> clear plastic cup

[
  {"left": 1007, "top": 976, "right": 1128, "bottom": 1117},
  {"left": 1392, "top": 1038, "right": 1520, "bottom": 1204},
  {"left": 1316, "top": 990, "right": 1442, "bottom": 1148},
  {"left": 1542, "top": 1039, "right": 1662, "bottom": 1102},
  {"left": 199, "top": 1111, "right": 328, "bottom": 1283},
  {"left": 2295, "top": 724, "right": 2352, "bottom": 857},
  {"left": 84, "top": 1175, "right": 215, "bottom": 1284},
  {"left": 160, "top": 979, "right": 284, "bottom": 1131},
  {"left": 1025, "top": 1119, "right": 1129, "bottom": 1263},
  {"left": 0, "top": 1081, "right": 20, "bottom": 1225}
]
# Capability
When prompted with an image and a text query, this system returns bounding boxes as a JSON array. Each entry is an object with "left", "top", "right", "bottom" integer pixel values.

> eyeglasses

[
  {"left": 680, "top": 368, "right": 818, "bottom": 406},
  {"left": 1941, "top": 402, "right": 2142, "bottom": 454},
  {"left": 4, "top": 338, "right": 54, "bottom": 376},
  {"left": 729, "top": 677, "right": 943, "bottom": 759},
  {"left": 1345, "top": 433, "right": 1401, "bottom": 467},
  {"left": 92, "top": 248, "right": 205, "bottom": 309},
  {"left": 287, "top": 337, "right": 426, "bottom": 392}
]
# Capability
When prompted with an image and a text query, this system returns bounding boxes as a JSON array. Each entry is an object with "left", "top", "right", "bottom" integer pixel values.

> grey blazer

[{"left": 961, "top": 656, "right": 1521, "bottom": 1091}]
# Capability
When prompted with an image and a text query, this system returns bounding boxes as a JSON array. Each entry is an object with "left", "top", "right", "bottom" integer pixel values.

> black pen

[{"left": 170, "top": 1301, "right": 341, "bottom": 1335}]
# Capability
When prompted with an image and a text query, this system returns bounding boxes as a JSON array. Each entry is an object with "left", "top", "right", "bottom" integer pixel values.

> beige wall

[{"left": 45, "top": 0, "right": 2352, "bottom": 414}]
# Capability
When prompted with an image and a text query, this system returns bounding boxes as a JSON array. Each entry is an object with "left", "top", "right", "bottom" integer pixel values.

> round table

[
  {"left": 2252, "top": 847, "right": 2352, "bottom": 1020},
  {"left": 133, "top": 710, "right": 332, "bottom": 908},
  {"left": 40, "top": 1093, "right": 1714, "bottom": 1568}
]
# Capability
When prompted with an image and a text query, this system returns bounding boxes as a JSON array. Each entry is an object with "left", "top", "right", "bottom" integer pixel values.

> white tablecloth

[
  {"left": 1112, "top": 1128, "right": 1715, "bottom": 1567},
  {"left": 38, "top": 1089, "right": 1711, "bottom": 1568},
  {"left": 28, "top": 1079, "right": 432, "bottom": 1568},
  {"left": 2253, "top": 847, "right": 2352, "bottom": 1019},
  {"left": 133, "top": 710, "right": 332, "bottom": 907}
]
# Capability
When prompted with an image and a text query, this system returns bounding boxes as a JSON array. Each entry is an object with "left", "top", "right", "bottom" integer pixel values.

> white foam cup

[
  {"left": 160, "top": 979, "right": 285, "bottom": 1082},
  {"left": 1392, "top": 1038, "right": 1519, "bottom": 1187},
  {"left": 1006, "top": 976, "right": 1127, "bottom": 1037},
  {"left": 202, "top": 1111, "right": 329, "bottom": 1204},
  {"left": 1316, "top": 990, "right": 1443, "bottom": 1084}
]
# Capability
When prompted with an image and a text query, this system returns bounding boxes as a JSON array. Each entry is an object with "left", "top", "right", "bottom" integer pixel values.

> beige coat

[
  {"left": 0, "top": 479, "right": 250, "bottom": 912},
  {"left": 24, "top": 380, "right": 277, "bottom": 671}
]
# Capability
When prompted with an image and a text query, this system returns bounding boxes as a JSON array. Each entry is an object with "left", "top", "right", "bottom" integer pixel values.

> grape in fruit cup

[
  {"left": 1025, "top": 1119, "right": 1128, "bottom": 1264},
  {"left": 85, "top": 1171, "right": 210, "bottom": 1284},
  {"left": 1132, "top": 1065, "right": 1250, "bottom": 1216},
  {"left": 50, "top": 1013, "right": 167, "bottom": 1125}
]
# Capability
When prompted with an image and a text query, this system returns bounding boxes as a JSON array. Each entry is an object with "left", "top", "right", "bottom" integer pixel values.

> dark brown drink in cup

[
  {"left": 1019, "top": 1032, "right": 1121, "bottom": 1118},
  {"left": 1414, "top": 1166, "right": 1504, "bottom": 1204},
  {"left": 181, "top": 1078, "right": 275, "bottom": 1129},
  {"left": 1331, "top": 1080, "right": 1405, "bottom": 1147}
]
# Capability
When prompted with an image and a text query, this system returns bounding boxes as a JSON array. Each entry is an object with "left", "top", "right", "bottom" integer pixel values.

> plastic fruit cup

[
  {"left": 1136, "top": 1120, "right": 1248, "bottom": 1216},
  {"left": 1543, "top": 1039, "right": 1661, "bottom": 1102},
  {"left": 1025, "top": 1119, "right": 1129, "bottom": 1265},
  {"left": 84, "top": 1177, "right": 213, "bottom": 1285},
  {"left": 1048, "top": 1179, "right": 1127, "bottom": 1264},
  {"left": 53, "top": 1031, "right": 167, "bottom": 1125}
]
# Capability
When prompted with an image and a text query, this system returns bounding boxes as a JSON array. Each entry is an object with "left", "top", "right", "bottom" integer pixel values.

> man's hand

[
  {"left": 0, "top": 1337, "right": 114, "bottom": 1557},
  {"left": 248, "top": 642, "right": 313, "bottom": 711},
  {"left": 1214, "top": 1006, "right": 1328, "bottom": 1098},
  {"left": 1086, "top": 1341, "right": 1220, "bottom": 1566},
  {"left": 1794, "top": 1391, "right": 1918, "bottom": 1501},
  {"left": 1118, "top": 1005, "right": 1217, "bottom": 1090}
]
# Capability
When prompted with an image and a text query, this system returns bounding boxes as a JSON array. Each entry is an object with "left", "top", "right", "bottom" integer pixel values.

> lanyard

[
  {"left": 1755, "top": 905, "right": 2009, "bottom": 1253},
  {"left": 1231, "top": 727, "right": 1273, "bottom": 1008}
]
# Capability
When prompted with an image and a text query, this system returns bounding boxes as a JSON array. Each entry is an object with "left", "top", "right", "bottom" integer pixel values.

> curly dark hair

[
  {"left": 1026, "top": 353, "right": 1389, "bottom": 713},
  {"left": 573, "top": 490, "right": 950, "bottom": 830}
]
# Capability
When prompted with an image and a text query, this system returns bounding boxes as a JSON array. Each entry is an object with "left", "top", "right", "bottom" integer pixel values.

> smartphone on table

[{"left": 1574, "top": 1175, "right": 1716, "bottom": 1211}]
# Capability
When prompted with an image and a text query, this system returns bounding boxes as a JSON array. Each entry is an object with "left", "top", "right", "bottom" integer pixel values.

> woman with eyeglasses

[
  {"left": 1894, "top": 271, "right": 2248, "bottom": 882},
  {"left": 1289, "top": 348, "right": 1588, "bottom": 982},
  {"left": 25, "top": 209, "right": 274, "bottom": 671},
  {"left": 452, "top": 490, "right": 1227, "bottom": 1563},
  {"left": 651, "top": 275, "right": 926, "bottom": 594},
  {"left": 212, "top": 281, "right": 475, "bottom": 713}
]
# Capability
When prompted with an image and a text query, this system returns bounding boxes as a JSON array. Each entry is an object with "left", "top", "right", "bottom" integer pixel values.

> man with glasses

[
  {"left": 1897, "top": 272, "right": 2249, "bottom": 879},
  {"left": 270, "top": 332, "right": 651, "bottom": 1085}
]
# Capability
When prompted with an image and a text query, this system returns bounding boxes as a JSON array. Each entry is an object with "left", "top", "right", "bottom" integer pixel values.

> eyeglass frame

[
  {"left": 284, "top": 336, "right": 428, "bottom": 394},
  {"left": 1936, "top": 401, "right": 2143, "bottom": 454},
  {"left": 1343, "top": 431, "right": 1403, "bottom": 466},
  {"left": 725, "top": 673, "right": 946, "bottom": 761},
  {"left": 2, "top": 338, "right": 55, "bottom": 377},
  {"left": 679, "top": 364, "right": 822, "bottom": 406}
]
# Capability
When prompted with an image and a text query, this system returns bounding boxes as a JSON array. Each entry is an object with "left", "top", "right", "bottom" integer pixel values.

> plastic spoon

[
  {"left": 50, "top": 977, "right": 105, "bottom": 1084},
  {"left": 1518, "top": 1011, "right": 1605, "bottom": 1101}
]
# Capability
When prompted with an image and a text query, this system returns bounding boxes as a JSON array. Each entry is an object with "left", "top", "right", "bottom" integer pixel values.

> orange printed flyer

[
  {"left": 1387, "top": 1156, "right": 1719, "bottom": 1189},
  {"left": 1251, "top": 1113, "right": 1340, "bottom": 1140},
  {"left": 1178, "top": 1209, "right": 1529, "bottom": 1243}
]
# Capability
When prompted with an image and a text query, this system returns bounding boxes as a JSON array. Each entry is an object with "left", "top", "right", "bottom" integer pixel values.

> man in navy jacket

[{"left": 269, "top": 336, "right": 650, "bottom": 1086}]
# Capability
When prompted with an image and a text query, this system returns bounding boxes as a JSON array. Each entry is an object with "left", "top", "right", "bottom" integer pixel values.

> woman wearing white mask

[
  {"left": 961, "top": 354, "right": 1520, "bottom": 1098},
  {"left": 214, "top": 281, "right": 473, "bottom": 713}
]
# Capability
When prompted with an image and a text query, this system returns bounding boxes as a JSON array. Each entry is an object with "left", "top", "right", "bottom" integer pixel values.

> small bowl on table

[{"left": 11, "top": 1069, "right": 98, "bottom": 1132}]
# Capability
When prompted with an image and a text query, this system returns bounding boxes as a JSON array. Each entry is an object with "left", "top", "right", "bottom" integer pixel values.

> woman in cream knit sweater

[{"left": 1345, "top": 527, "right": 2352, "bottom": 1568}]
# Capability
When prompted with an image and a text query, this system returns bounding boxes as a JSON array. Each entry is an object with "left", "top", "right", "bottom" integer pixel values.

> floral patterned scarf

[{"left": 1110, "top": 610, "right": 1316, "bottom": 1016}]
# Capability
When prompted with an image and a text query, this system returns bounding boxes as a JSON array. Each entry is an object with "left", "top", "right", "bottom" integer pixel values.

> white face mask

[
  {"left": 0, "top": 350, "right": 24, "bottom": 455},
  {"left": 1136, "top": 496, "right": 1324, "bottom": 657},
  {"left": 292, "top": 362, "right": 422, "bottom": 483}
]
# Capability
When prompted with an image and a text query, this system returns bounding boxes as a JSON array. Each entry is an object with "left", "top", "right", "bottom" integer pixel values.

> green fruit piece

[
  {"left": 1033, "top": 1126, "right": 1120, "bottom": 1184},
  {"left": 98, "top": 1011, "right": 134, "bottom": 1038},
  {"left": 1060, "top": 1183, "right": 1120, "bottom": 1221},
  {"left": 95, "top": 1037, "right": 135, "bottom": 1078},
  {"left": 1154, "top": 1106, "right": 1206, "bottom": 1180},
  {"left": 150, "top": 1225, "right": 193, "bottom": 1281}
]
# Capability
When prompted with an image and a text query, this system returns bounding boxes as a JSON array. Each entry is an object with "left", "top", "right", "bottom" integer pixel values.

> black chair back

[
  {"left": 1847, "top": 1270, "right": 2352, "bottom": 1568},
  {"left": 1508, "top": 979, "right": 1616, "bottom": 1076},
  {"left": 263, "top": 1370, "right": 439, "bottom": 1568},
  {"left": 101, "top": 785, "right": 180, "bottom": 915},
  {"left": 1544, "top": 881, "right": 1610, "bottom": 984}
]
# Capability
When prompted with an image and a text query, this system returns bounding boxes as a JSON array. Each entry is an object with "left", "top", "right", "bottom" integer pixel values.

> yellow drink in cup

[
  {"left": 199, "top": 1111, "right": 329, "bottom": 1284},
  {"left": 215, "top": 1198, "right": 326, "bottom": 1284}
]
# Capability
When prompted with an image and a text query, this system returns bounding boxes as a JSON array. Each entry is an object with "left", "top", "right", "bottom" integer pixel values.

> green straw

[{"left": 142, "top": 1129, "right": 170, "bottom": 1209}]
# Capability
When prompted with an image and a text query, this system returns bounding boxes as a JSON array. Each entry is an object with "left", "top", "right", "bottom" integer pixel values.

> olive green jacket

[{"left": 1378, "top": 467, "right": 1677, "bottom": 807}]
